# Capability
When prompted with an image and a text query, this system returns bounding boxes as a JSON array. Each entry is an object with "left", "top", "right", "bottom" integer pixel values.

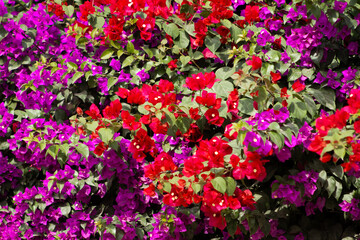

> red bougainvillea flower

[
  {"left": 226, "top": 89, "right": 239, "bottom": 113},
  {"left": 196, "top": 90, "right": 221, "bottom": 109},
  {"left": 182, "top": 156, "right": 204, "bottom": 177},
  {"left": 157, "top": 79, "right": 174, "bottom": 93},
  {"left": 189, "top": 107, "right": 201, "bottom": 120},
  {"left": 149, "top": 118, "right": 168, "bottom": 134},
  {"left": 224, "top": 124, "right": 238, "bottom": 140},
  {"left": 79, "top": 1, "right": 95, "bottom": 21},
  {"left": 308, "top": 135, "right": 327, "bottom": 155},
  {"left": 85, "top": 104, "right": 102, "bottom": 120},
  {"left": 204, "top": 109, "right": 224, "bottom": 126},
  {"left": 115, "top": 87, "right": 129, "bottom": 98},
  {"left": 103, "top": 99, "right": 122, "bottom": 120},
  {"left": 129, "top": 128, "right": 155, "bottom": 162},
  {"left": 104, "top": 15, "right": 124, "bottom": 41},
  {"left": 183, "top": 123, "right": 203, "bottom": 142},
  {"left": 121, "top": 111, "right": 141, "bottom": 130},
  {"left": 354, "top": 120, "right": 360, "bottom": 133},
  {"left": 347, "top": 89, "right": 360, "bottom": 113},
  {"left": 232, "top": 152, "right": 267, "bottom": 181},
  {"left": 184, "top": 72, "right": 220, "bottom": 91},
  {"left": 292, "top": 80, "right": 305, "bottom": 92},
  {"left": 246, "top": 55, "right": 262, "bottom": 70},
  {"left": 127, "top": 87, "right": 146, "bottom": 105},
  {"left": 143, "top": 183, "right": 156, "bottom": 197},
  {"left": 167, "top": 59, "right": 177, "bottom": 70},
  {"left": 270, "top": 71, "right": 281, "bottom": 83},
  {"left": 94, "top": 142, "right": 108, "bottom": 156},
  {"left": 244, "top": 5, "right": 260, "bottom": 24}
]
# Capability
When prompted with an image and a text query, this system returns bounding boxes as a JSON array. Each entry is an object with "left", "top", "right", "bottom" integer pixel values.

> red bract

[
  {"left": 183, "top": 157, "right": 204, "bottom": 177},
  {"left": 270, "top": 71, "right": 281, "bottom": 83},
  {"left": 149, "top": 118, "right": 168, "bottom": 134},
  {"left": 246, "top": 55, "right": 262, "bottom": 70},
  {"left": 189, "top": 107, "right": 201, "bottom": 120},
  {"left": 163, "top": 184, "right": 195, "bottom": 207},
  {"left": 85, "top": 104, "right": 102, "bottom": 120},
  {"left": 347, "top": 89, "right": 360, "bottom": 113},
  {"left": 308, "top": 135, "right": 327, "bottom": 155},
  {"left": 292, "top": 80, "right": 305, "bottom": 92},
  {"left": 94, "top": 142, "right": 108, "bottom": 156},
  {"left": 167, "top": 59, "right": 178, "bottom": 70},
  {"left": 79, "top": 1, "right": 95, "bottom": 21},
  {"left": 184, "top": 72, "right": 220, "bottom": 91},
  {"left": 195, "top": 91, "right": 221, "bottom": 109},
  {"left": 227, "top": 89, "right": 239, "bottom": 114},
  {"left": 121, "top": 111, "right": 141, "bottom": 130},
  {"left": 104, "top": 15, "right": 124, "bottom": 41},
  {"left": 115, "top": 88, "right": 129, "bottom": 98},
  {"left": 127, "top": 88, "right": 146, "bottom": 105},
  {"left": 143, "top": 183, "right": 156, "bottom": 197},
  {"left": 103, "top": 99, "right": 122, "bottom": 120},
  {"left": 183, "top": 123, "right": 203, "bottom": 142},
  {"left": 354, "top": 120, "right": 360, "bottom": 133},
  {"left": 244, "top": 5, "right": 260, "bottom": 24},
  {"left": 204, "top": 108, "right": 224, "bottom": 126},
  {"left": 237, "top": 188, "right": 256, "bottom": 210},
  {"left": 129, "top": 128, "right": 155, "bottom": 162},
  {"left": 136, "top": 17, "right": 155, "bottom": 41}
]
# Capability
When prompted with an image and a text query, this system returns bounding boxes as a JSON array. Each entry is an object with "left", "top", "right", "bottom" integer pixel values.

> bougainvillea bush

[{"left": 1, "top": 0, "right": 360, "bottom": 238}]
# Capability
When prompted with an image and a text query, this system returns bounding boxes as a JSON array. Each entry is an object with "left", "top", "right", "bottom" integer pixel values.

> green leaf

[
  {"left": 22, "top": 38, "right": 34, "bottom": 50},
  {"left": 307, "top": 88, "right": 336, "bottom": 110},
  {"left": 76, "top": 143, "right": 89, "bottom": 158},
  {"left": 212, "top": 81, "right": 234, "bottom": 97},
  {"left": 334, "top": 180, "right": 343, "bottom": 201},
  {"left": 329, "top": 165, "right": 344, "bottom": 180},
  {"left": 175, "top": 117, "right": 191, "bottom": 134},
  {"left": 174, "top": 31, "right": 189, "bottom": 48},
  {"left": 63, "top": 5, "right": 74, "bottom": 17},
  {"left": 59, "top": 143, "right": 70, "bottom": 155},
  {"left": 288, "top": 68, "right": 302, "bottom": 81},
  {"left": 71, "top": 72, "right": 83, "bottom": 84},
  {"left": 265, "top": 50, "right": 281, "bottom": 62},
  {"left": 98, "top": 128, "right": 114, "bottom": 144},
  {"left": 180, "top": 55, "right": 191, "bottom": 66},
  {"left": 215, "top": 67, "right": 235, "bottom": 80},
  {"left": 192, "top": 183, "right": 202, "bottom": 194},
  {"left": 66, "top": 62, "right": 78, "bottom": 71},
  {"left": 60, "top": 203, "right": 71, "bottom": 217},
  {"left": 211, "top": 177, "right": 227, "bottom": 194},
  {"left": 46, "top": 145, "right": 59, "bottom": 159},
  {"left": 122, "top": 55, "right": 135, "bottom": 68},
  {"left": 127, "top": 42, "right": 135, "bottom": 54},
  {"left": 8, "top": 59, "right": 21, "bottom": 71},
  {"left": 184, "top": 24, "right": 195, "bottom": 37},
  {"left": 205, "top": 36, "right": 221, "bottom": 54},
  {"left": 225, "top": 177, "right": 236, "bottom": 196},
  {"left": 107, "top": 77, "right": 118, "bottom": 89},
  {"left": 269, "top": 131, "right": 284, "bottom": 149},
  {"left": 101, "top": 48, "right": 115, "bottom": 60},
  {"left": 163, "top": 23, "right": 180, "bottom": 38},
  {"left": 238, "top": 98, "right": 255, "bottom": 115},
  {"left": 86, "top": 121, "right": 99, "bottom": 132},
  {"left": 326, "top": 176, "right": 336, "bottom": 197},
  {"left": 90, "top": 16, "right": 105, "bottom": 28}
]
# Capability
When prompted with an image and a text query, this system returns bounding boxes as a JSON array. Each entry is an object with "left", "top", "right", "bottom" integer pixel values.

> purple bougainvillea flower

[
  {"left": 136, "top": 69, "right": 150, "bottom": 82},
  {"left": 243, "top": 132, "right": 263, "bottom": 148},
  {"left": 110, "top": 59, "right": 121, "bottom": 71},
  {"left": 334, "top": 1, "right": 347, "bottom": 14}
]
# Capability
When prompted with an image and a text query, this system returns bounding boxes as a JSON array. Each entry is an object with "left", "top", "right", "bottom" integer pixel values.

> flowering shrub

[{"left": 1, "top": 0, "right": 360, "bottom": 239}]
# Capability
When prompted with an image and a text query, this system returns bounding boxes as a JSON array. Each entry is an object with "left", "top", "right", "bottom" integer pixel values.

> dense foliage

[{"left": 1, "top": 0, "right": 360, "bottom": 239}]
